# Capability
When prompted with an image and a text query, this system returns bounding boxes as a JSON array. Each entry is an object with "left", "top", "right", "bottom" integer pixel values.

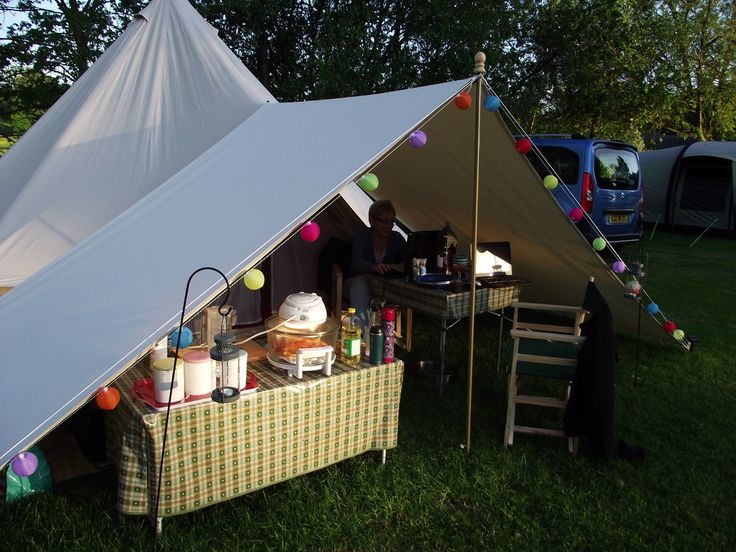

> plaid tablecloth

[
  {"left": 370, "top": 277, "right": 520, "bottom": 319},
  {"left": 106, "top": 357, "right": 403, "bottom": 519}
]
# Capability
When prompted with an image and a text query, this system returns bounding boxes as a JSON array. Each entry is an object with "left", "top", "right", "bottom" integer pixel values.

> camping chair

[{"left": 503, "top": 301, "right": 588, "bottom": 453}]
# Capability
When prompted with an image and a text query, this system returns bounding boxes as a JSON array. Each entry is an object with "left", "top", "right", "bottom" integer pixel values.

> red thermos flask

[{"left": 381, "top": 306, "right": 396, "bottom": 362}]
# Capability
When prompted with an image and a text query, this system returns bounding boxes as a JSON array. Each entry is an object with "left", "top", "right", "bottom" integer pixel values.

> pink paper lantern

[
  {"left": 299, "top": 221, "right": 320, "bottom": 242},
  {"left": 515, "top": 137, "right": 532, "bottom": 154},
  {"left": 569, "top": 207, "right": 584, "bottom": 222}
]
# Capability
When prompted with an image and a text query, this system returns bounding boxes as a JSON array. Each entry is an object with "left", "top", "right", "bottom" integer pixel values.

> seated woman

[{"left": 343, "top": 199, "right": 407, "bottom": 330}]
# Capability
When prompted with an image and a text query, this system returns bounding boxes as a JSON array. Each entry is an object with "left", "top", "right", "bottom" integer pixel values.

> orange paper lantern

[
  {"left": 454, "top": 91, "right": 472, "bottom": 110},
  {"left": 96, "top": 386, "right": 121, "bottom": 410}
]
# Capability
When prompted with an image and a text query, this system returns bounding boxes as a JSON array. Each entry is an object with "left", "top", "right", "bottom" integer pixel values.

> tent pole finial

[{"left": 474, "top": 52, "right": 486, "bottom": 75}]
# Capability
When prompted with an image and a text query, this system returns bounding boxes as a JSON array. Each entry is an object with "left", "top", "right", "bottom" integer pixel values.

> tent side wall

[
  {"left": 671, "top": 155, "right": 735, "bottom": 231},
  {"left": 640, "top": 146, "right": 685, "bottom": 224},
  {"left": 0, "top": 0, "right": 276, "bottom": 287}
]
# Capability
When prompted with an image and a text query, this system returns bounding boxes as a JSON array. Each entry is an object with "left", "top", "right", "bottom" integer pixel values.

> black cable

[{"left": 153, "top": 267, "right": 231, "bottom": 539}]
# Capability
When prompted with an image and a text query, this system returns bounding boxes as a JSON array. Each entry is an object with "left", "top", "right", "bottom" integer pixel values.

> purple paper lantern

[
  {"left": 408, "top": 130, "right": 427, "bottom": 148},
  {"left": 11, "top": 451, "right": 38, "bottom": 477},
  {"left": 612, "top": 260, "right": 626, "bottom": 273}
]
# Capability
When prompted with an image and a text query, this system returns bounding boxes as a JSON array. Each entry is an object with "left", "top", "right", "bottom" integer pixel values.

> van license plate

[{"left": 607, "top": 214, "right": 629, "bottom": 224}]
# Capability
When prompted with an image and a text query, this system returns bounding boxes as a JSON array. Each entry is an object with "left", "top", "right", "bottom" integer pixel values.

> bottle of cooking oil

[{"left": 340, "top": 307, "right": 362, "bottom": 365}]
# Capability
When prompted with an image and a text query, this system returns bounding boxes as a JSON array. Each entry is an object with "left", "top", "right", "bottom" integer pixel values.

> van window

[
  {"left": 595, "top": 148, "right": 639, "bottom": 190},
  {"left": 530, "top": 147, "right": 579, "bottom": 185}
]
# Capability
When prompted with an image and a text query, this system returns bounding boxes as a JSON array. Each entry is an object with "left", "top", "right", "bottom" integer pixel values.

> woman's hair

[{"left": 368, "top": 199, "right": 396, "bottom": 221}]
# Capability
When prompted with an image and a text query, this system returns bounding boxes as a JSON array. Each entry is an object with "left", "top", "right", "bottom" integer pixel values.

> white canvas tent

[
  {"left": 640, "top": 142, "right": 736, "bottom": 232},
  {"left": 0, "top": 0, "right": 678, "bottom": 469},
  {"left": 0, "top": 0, "right": 275, "bottom": 288}
]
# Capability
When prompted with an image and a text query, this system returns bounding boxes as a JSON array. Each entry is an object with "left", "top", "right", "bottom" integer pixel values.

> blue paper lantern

[
  {"left": 170, "top": 326, "right": 193, "bottom": 349},
  {"left": 484, "top": 95, "right": 501, "bottom": 112},
  {"left": 646, "top": 303, "right": 660, "bottom": 315}
]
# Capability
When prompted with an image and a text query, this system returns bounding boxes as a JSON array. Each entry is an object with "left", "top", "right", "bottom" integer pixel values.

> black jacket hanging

[{"left": 564, "top": 294, "right": 618, "bottom": 457}]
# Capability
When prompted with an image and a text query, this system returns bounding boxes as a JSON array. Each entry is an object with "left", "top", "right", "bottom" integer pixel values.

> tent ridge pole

[{"left": 465, "top": 52, "right": 486, "bottom": 455}]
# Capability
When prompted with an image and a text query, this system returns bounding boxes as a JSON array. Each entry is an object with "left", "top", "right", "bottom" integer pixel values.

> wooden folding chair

[{"left": 504, "top": 301, "right": 588, "bottom": 453}]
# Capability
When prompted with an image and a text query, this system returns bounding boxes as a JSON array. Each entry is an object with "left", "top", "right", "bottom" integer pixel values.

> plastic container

[
  {"left": 152, "top": 357, "right": 185, "bottom": 404},
  {"left": 183, "top": 350, "right": 212, "bottom": 398},
  {"left": 340, "top": 307, "right": 362, "bottom": 365},
  {"left": 149, "top": 337, "right": 168, "bottom": 370},
  {"left": 381, "top": 306, "right": 396, "bottom": 362}
]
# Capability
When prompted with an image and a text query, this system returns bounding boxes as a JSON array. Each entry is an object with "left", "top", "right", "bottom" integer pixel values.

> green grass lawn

[{"left": 2, "top": 230, "right": 734, "bottom": 550}]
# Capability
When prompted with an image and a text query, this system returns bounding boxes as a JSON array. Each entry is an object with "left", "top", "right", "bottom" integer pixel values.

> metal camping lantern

[{"left": 210, "top": 331, "right": 240, "bottom": 403}]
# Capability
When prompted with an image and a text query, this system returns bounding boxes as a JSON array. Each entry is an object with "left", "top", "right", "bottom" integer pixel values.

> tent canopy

[{"left": 0, "top": 0, "right": 275, "bottom": 287}]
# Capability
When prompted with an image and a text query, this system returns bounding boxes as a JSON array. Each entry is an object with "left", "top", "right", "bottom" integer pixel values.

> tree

[
  {"left": 0, "top": 66, "right": 66, "bottom": 143},
  {"left": 522, "top": 0, "right": 667, "bottom": 146},
  {"left": 655, "top": 0, "right": 736, "bottom": 141}
]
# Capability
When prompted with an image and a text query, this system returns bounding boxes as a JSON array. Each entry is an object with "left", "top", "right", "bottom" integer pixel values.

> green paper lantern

[
  {"left": 243, "top": 268, "right": 265, "bottom": 290},
  {"left": 543, "top": 175, "right": 558, "bottom": 190},
  {"left": 672, "top": 329, "right": 685, "bottom": 340},
  {"left": 358, "top": 173, "right": 379, "bottom": 192},
  {"left": 592, "top": 237, "right": 606, "bottom": 251}
]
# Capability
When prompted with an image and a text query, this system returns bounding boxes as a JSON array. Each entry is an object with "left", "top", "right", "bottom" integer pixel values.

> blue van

[{"left": 528, "top": 136, "right": 643, "bottom": 245}]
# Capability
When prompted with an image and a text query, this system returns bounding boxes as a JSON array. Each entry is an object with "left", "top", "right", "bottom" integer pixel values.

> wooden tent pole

[{"left": 465, "top": 52, "right": 486, "bottom": 454}]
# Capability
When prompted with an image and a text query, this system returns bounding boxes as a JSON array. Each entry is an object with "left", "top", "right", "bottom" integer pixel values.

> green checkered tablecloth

[
  {"left": 370, "top": 277, "right": 520, "bottom": 319},
  {"left": 105, "top": 357, "right": 403, "bottom": 519}
]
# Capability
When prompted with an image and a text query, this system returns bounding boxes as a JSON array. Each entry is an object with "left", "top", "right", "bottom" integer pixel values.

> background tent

[
  {"left": 0, "top": 76, "right": 675, "bottom": 469},
  {"left": 0, "top": 0, "right": 275, "bottom": 288},
  {"left": 640, "top": 142, "right": 736, "bottom": 232}
]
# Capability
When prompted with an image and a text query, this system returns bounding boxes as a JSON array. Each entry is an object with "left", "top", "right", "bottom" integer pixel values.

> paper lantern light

[
  {"left": 11, "top": 451, "right": 38, "bottom": 477},
  {"left": 569, "top": 207, "right": 584, "bottom": 222},
  {"left": 243, "top": 268, "right": 265, "bottom": 290},
  {"left": 170, "top": 326, "right": 193, "bottom": 349},
  {"left": 408, "top": 130, "right": 427, "bottom": 148},
  {"left": 484, "top": 95, "right": 501, "bottom": 112},
  {"left": 543, "top": 175, "right": 558, "bottom": 190},
  {"left": 646, "top": 302, "right": 660, "bottom": 315},
  {"left": 663, "top": 321, "right": 677, "bottom": 333},
  {"left": 299, "top": 221, "right": 320, "bottom": 242},
  {"left": 515, "top": 137, "right": 532, "bottom": 154},
  {"left": 612, "top": 260, "right": 626, "bottom": 273},
  {"left": 592, "top": 237, "right": 606, "bottom": 251},
  {"left": 454, "top": 91, "right": 472, "bottom": 109},
  {"left": 96, "top": 386, "right": 121, "bottom": 410},
  {"left": 672, "top": 329, "right": 685, "bottom": 340},
  {"left": 358, "top": 173, "right": 379, "bottom": 192},
  {"left": 625, "top": 280, "right": 641, "bottom": 296}
]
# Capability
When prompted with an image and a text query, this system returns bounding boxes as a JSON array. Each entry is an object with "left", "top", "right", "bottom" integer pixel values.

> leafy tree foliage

[
  {"left": 0, "top": 66, "right": 65, "bottom": 142},
  {"left": 1, "top": 0, "right": 735, "bottom": 152},
  {"left": 655, "top": 0, "right": 736, "bottom": 140}
]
